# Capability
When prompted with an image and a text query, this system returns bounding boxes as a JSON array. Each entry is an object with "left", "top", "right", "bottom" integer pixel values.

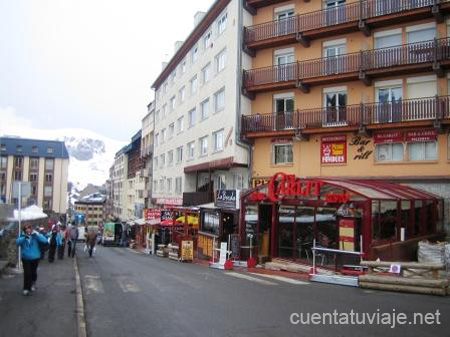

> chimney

[
  {"left": 194, "top": 11, "right": 206, "bottom": 28},
  {"left": 174, "top": 41, "right": 184, "bottom": 54}
]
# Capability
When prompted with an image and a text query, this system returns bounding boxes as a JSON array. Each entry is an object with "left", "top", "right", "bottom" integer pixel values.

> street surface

[{"left": 1, "top": 246, "right": 449, "bottom": 337}]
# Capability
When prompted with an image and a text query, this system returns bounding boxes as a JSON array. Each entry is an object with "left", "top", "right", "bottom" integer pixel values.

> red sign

[
  {"left": 405, "top": 129, "right": 437, "bottom": 142},
  {"left": 268, "top": 173, "right": 324, "bottom": 202},
  {"left": 321, "top": 135, "right": 347, "bottom": 164},
  {"left": 374, "top": 131, "right": 404, "bottom": 144},
  {"left": 145, "top": 209, "right": 161, "bottom": 224}
]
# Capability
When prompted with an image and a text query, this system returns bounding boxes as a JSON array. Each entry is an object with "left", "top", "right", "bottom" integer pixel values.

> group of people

[{"left": 15, "top": 223, "right": 97, "bottom": 296}]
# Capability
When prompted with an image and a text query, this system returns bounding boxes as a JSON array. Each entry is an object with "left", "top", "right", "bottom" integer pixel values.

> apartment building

[
  {"left": 151, "top": 0, "right": 253, "bottom": 208},
  {"left": 125, "top": 131, "right": 145, "bottom": 220},
  {"left": 74, "top": 194, "right": 106, "bottom": 227},
  {"left": 141, "top": 101, "right": 155, "bottom": 209},
  {"left": 0, "top": 137, "right": 69, "bottom": 218},
  {"left": 239, "top": 0, "right": 450, "bottom": 261},
  {"left": 112, "top": 146, "right": 128, "bottom": 220}
]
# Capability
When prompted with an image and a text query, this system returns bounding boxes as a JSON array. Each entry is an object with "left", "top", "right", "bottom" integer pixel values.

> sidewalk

[{"left": 0, "top": 256, "right": 77, "bottom": 337}]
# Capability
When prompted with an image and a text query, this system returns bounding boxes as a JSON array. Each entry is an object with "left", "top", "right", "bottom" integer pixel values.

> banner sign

[
  {"left": 339, "top": 219, "right": 355, "bottom": 251},
  {"left": 405, "top": 129, "right": 437, "bottom": 142},
  {"left": 374, "top": 131, "right": 404, "bottom": 144},
  {"left": 321, "top": 135, "right": 347, "bottom": 164},
  {"left": 156, "top": 198, "right": 182, "bottom": 206},
  {"left": 145, "top": 209, "right": 161, "bottom": 223},
  {"left": 216, "top": 190, "right": 241, "bottom": 209}
]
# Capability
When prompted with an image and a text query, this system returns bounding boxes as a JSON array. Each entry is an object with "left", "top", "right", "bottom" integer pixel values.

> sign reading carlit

[{"left": 268, "top": 172, "right": 324, "bottom": 202}]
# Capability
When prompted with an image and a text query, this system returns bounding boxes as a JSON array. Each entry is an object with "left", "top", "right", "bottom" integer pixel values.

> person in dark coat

[
  {"left": 58, "top": 224, "right": 66, "bottom": 259},
  {"left": 16, "top": 224, "right": 48, "bottom": 296},
  {"left": 47, "top": 225, "right": 62, "bottom": 263}
]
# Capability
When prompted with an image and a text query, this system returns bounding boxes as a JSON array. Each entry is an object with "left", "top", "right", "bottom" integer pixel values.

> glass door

[
  {"left": 376, "top": 86, "right": 402, "bottom": 123},
  {"left": 275, "top": 9, "right": 295, "bottom": 36},
  {"left": 323, "top": 90, "right": 347, "bottom": 125},
  {"left": 324, "top": 0, "right": 346, "bottom": 26},
  {"left": 274, "top": 53, "right": 295, "bottom": 82},
  {"left": 274, "top": 96, "right": 294, "bottom": 130},
  {"left": 324, "top": 43, "right": 346, "bottom": 74}
]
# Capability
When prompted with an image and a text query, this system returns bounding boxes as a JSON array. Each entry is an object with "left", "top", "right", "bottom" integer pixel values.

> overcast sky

[{"left": 0, "top": 0, "right": 214, "bottom": 142}]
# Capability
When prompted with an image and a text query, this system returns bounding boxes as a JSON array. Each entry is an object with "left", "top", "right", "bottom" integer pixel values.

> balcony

[
  {"left": 241, "top": 96, "right": 450, "bottom": 137},
  {"left": 243, "top": 38, "right": 450, "bottom": 94},
  {"left": 183, "top": 191, "right": 214, "bottom": 207},
  {"left": 244, "top": 0, "right": 450, "bottom": 50}
]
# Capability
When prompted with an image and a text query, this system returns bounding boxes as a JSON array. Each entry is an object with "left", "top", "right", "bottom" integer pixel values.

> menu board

[
  {"left": 321, "top": 135, "right": 347, "bottom": 164},
  {"left": 181, "top": 240, "right": 194, "bottom": 262}
]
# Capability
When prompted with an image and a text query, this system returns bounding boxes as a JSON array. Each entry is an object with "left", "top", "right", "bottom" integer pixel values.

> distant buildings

[
  {"left": 0, "top": 137, "right": 69, "bottom": 220},
  {"left": 74, "top": 193, "right": 106, "bottom": 227}
]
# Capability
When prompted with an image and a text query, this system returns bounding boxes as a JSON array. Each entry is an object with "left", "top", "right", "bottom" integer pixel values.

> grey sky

[{"left": 0, "top": 0, "right": 214, "bottom": 142}]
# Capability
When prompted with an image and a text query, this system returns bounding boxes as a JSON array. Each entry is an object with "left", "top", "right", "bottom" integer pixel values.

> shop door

[
  {"left": 258, "top": 204, "right": 272, "bottom": 261},
  {"left": 278, "top": 205, "right": 295, "bottom": 259},
  {"left": 274, "top": 96, "right": 294, "bottom": 130},
  {"left": 221, "top": 212, "right": 236, "bottom": 241}
]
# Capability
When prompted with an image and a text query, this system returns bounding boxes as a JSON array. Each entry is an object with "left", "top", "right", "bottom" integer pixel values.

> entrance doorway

[{"left": 258, "top": 204, "right": 272, "bottom": 263}]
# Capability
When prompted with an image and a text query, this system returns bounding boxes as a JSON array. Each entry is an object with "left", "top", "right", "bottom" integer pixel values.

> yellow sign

[
  {"left": 332, "top": 143, "right": 344, "bottom": 156},
  {"left": 181, "top": 240, "right": 194, "bottom": 261}
]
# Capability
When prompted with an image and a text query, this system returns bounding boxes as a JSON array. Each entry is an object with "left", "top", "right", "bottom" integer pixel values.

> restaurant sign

[
  {"left": 144, "top": 209, "right": 162, "bottom": 224},
  {"left": 374, "top": 131, "right": 403, "bottom": 144},
  {"left": 405, "top": 129, "right": 437, "bottom": 142},
  {"left": 216, "top": 190, "right": 241, "bottom": 209},
  {"left": 321, "top": 135, "right": 347, "bottom": 164}
]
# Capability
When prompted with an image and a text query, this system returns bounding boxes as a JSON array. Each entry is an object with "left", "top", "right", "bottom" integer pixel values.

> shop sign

[
  {"left": 251, "top": 177, "right": 270, "bottom": 188},
  {"left": 339, "top": 219, "right": 355, "bottom": 252},
  {"left": 405, "top": 129, "right": 437, "bottom": 142},
  {"left": 181, "top": 240, "right": 194, "bottom": 262},
  {"left": 216, "top": 190, "right": 240, "bottom": 209},
  {"left": 156, "top": 197, "right": 183, "bottom": 206},
  {"left": 161, "top": 210, "right": 177, "bottom": 222},
  {"left": 321, "top": 135, "right": 347, "bottom": 164},
  {"left": 374, "top": 131, "right": 403, "bottom": 144},
  {"left": 144, "top": 209, "right": 161, "bottom": 224},
  {"left": 268, "top": 173, "right": 324, "bottom": 202}
]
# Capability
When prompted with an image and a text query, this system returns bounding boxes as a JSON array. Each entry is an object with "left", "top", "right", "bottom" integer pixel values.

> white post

[{"left": 17, "top": 182, "right": 22, "bottom": 270}]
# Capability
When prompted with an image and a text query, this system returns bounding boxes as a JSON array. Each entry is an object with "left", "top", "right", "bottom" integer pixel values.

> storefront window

[
  {"left": 414, "top": 200, "right": 423, "bottom": 236},
  {"left": 244, "top": 203, "right": 258, "bottom": 247},
  {"left": 425, "top": 200, "right": 434, "bottom": 234},
  {"left": 401, "top": 201, "right": 410, "bottom": 238},
  {"left": 273, "top": 144, "right": 293, "bottom": 165},
  {"left": 278, "top": 206, "right": 295, "bottom": 258},
  {"left": 408, "top": 141, "right": 437, "bottom": 161},
  {"left": 375, "top": 143, "right": 403, "bottom": 162},
  {"left": 316, "top": 207, "right": 338, "bottom": 249},
  {"left": 201, "top": 211, "right": 219, "bottom": 236},
  {"left": 373, "top": 201, "right": 397, "bottom": 241},
  {"left": 295, "top": 206, "right": 314, "bottom": 259}
]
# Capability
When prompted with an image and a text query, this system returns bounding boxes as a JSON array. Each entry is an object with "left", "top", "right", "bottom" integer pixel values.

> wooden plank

[
  {"left": 361, "top": 261, "right": 444, "bottom": 270},
  {"left": 359, "top": 282, "right": 447, "bottom": 296},
  {"left": 359, "top": 275, "right": 448, "bottom": 289}
]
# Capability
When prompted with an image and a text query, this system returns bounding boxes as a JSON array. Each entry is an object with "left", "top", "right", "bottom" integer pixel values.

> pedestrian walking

[
  {"left": 58, "top": 225, "right": 66, "bottom": 259},
  {"left": 38, "top": 227, "right": 48, "bottom": 260},
  {"left": 86, "top": 228, "right": 98, "bottom": 257},
  {"left": 67, "top": 225, "right": 79, "bottom": 258},
  {"left": 47, "top": 225, "right": 63, "bottom": 263},
  {"left": 16, "top": 224, "right": 48, "bottom": 296}
]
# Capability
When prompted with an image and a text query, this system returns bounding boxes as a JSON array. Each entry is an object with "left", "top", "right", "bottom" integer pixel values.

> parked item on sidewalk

[{"left": 16, "top": 224, "right": 47, "bottom": 294}]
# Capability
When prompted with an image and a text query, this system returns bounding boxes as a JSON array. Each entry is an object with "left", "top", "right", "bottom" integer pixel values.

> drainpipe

[{"left": 235, "top": 0, "right": 253, "bottom": 187}]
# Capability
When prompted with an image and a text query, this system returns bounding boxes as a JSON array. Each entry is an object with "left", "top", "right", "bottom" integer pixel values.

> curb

[{"left": 74, "top": 257, "right": 87, "bottom": 337}]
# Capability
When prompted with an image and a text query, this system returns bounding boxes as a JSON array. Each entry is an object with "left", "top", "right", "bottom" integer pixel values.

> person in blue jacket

[{"left": 16, "top": 224, "right": 48, "bottom": 296}]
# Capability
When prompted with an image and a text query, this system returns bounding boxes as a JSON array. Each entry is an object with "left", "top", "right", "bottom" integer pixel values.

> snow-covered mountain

[{"left": 1, "top": 127, "right": 125, "bottom": 190}]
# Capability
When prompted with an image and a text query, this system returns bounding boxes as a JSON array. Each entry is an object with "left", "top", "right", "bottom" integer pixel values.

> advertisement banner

[
  {"left": 321, "top": 135, "right": 347, "bottom": 164},
  {"left": 145, "top": 209, "right": 161, "bottom": 224},
  {"left": 103, "top": 223, "right": 115, "bottom": 242}
]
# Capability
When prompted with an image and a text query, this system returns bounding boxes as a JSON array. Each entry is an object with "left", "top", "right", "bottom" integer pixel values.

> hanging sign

[
  {"left": 321, "top": 135, "right": 347, "bottom": 164},
  {"left": 374, "top": 131, "right": 403, "bottom": 144},
  {"left": 216, "top": 190, "right": 241, "bottom": 209},
  {"left": 405, "top": 129, "right": 437, "bottom": 142}
]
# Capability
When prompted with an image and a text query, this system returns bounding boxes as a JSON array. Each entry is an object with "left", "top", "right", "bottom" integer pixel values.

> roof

[
  {"left": 151, "top": 0, "right": 230, "bottom": 89},
  {"left": 75, "top": 193, "right": 106, "bottom": 205},
  {"left": 0, "top": 137, "right": 69, "bottom": 159}
]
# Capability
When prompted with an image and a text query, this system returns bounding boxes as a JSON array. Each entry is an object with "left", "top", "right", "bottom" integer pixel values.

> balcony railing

[
  {"left": 243, "top": 38, "right": 450, "bottom": 89},
  {"left": 241, "top": 96, "right": 450, "bottom": 134},
  {"left": 244, "top": 0, "right": 442, "bottom": 45},
  {"left": 183, "top": 192, "right": 214, "bottom": 206}
]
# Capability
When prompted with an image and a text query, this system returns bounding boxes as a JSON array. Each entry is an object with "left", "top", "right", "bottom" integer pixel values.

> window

[
  {"left": 29, "top": 172, "right": 38, "bottom": 182},
  {"left": 179, "top": 86, "right": 186, "bottom": 103},
  {"left": 213, "top": 129, "right": 224, "bottom": 152},
  {"left": 190, "top": 75, "right": 198, "bottom": 95},
  {"left": 203, "top": 30, "right": 212, "bottom": 50},
  {"left": 176, "top": 146, "right": 183, "bottom": 163},
  {"left": 175, "top": 177, "right": 182, "bottom": 194},
  {"left": 45, "top": 173, "right": 53, "bottom": 183},
  {"left": 170, "top": 96, "right": 176, "bottom": 111},
  {"left": 44, "top": 199, "right": 52, "bottom": 210},
  {"left": 0, "top": 156, "right": 7, "bottom": 169},
  {"left": 188, "top": 142, "right": 195, "bottom": 159},
  {"left": 192, "top": 44, "right": 199, "bottom": 63},
  {"left": 273, "top": 144, "right": 293, "bottom": 164},
  {"left": 169, "top": 123, "right": 175, "bottom": 139},
  {"left": 188, "top": 108, "right": 196, "bottom": 127},
  {"left": 155, "top": 133, "right": 159, "bottom": 147},
  {"left": 407, "top": 23, "right": 436, "bottom": 44},
  {"left": 30, "top": 158, "right": 39, "bottom": 170},
  {"left": 217, "top": 12, "right": 228, "bottom": 35},
  {"left": 202, "top": 63, "right": 211, "bottom": 84},
  {"left": 162, "top": 104, "right": 167, "bottom": 119},
  {"left": 45, "top": 159, "right": 54, "bottom": 171},
  {"left": 409, "top": 142, "right": 437, "bottom": 161},
  {"left": 214, "top": 88, "right": 225, "bottom": 112},
  {"left": 202, "top": 211, "right": 220, "bottom": 236},
  {"left": 155, "top": 110, "right": 160, "bottom": 123},
  {"left": 16, "top": 145, "right": 22, "bottom": 153},
  {"left": 161, "top": 129, "right": 166, "bottom": 144},
  {"left": 167, "top": 178, "right": 172, "bottom": 193},
  {"left": 14, "top": 171, "right": 22, "bottom": 181},
  {"left": 32, "top": 146, "right": 38, "bottom": 154},
  {"left": 323, "top": 88, "right": 347, "bottom": 125},
  {"left": 181, "top": 60, "right": 186, "bottom": 74},
  {"left": 216, "top": 49, "right": 227, "bottom": 73},
  {"left": 44, "top": 186, "right": 53, "bottom": 197},
  {"left": 168, "top": 150, "right": 174, "bottom": 166},
  {"left": 200, "top": 99, "right": 210, "bottom": 120},
  {"left": 374, "top": 29, "right": 401, "bottom": 49},
  {"left": 376, "top": 143, "right": 403, "bottom": 162},
  {"left": 177, "top": 116, "right": 184, "bottom": 133},
  {"left": 215, "top": 175, "right": 226, "bottom": 190},
  {"left": 375, "top": 81, "right": 402, "bottom": 123},
  {"left": 407, "top": 75, "right": 437, "bottom": 100},
  {"left": 199, "top": 136, "right": 209, "bottom": 156},
  {"left": 0, "top": 144, "right": 5, "bottom": 152}
]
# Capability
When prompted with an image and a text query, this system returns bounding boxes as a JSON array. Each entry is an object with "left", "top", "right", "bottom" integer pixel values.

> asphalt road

[{"left": 77, "top": 246, "right": 450, "bottom": 337}]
